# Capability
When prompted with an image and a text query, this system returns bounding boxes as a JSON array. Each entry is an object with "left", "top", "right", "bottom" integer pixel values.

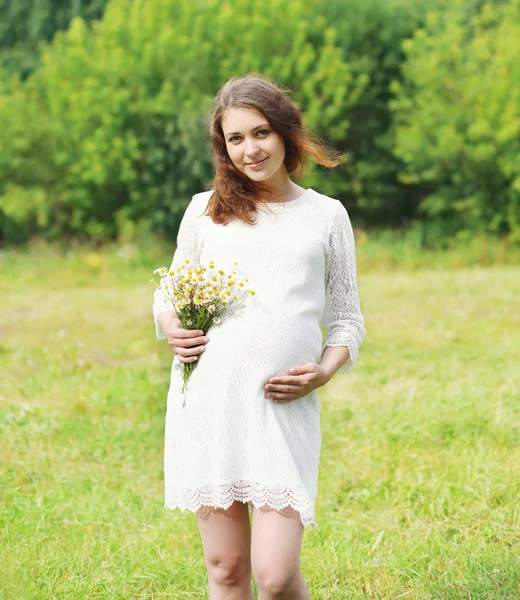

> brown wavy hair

[{"left": 203, "top": 72, "right": 346, "bottom": 225}]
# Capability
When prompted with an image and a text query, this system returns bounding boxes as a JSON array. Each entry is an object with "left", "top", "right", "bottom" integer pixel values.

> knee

[
  {"left": 253, "top": 565, "right": 298, "bottom": 596},
  {"left": 206, "top": 553, "right": 251, "bottom": 587}
]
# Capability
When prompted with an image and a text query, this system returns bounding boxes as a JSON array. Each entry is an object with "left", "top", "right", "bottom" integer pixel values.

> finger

[
  {"left": 268, "top": 392, "right": 298, "bottom": 400},
  {"left": 265, "top": 384, "right": 301, "bottom": 393},
  {"left": 268, "top": 375, "right": 306, "bottom": 385},
  {"left": 176, "top": 345, "right": 206, "bottom": 357},
  {"left": 289, "top": 363, "right": 317, "bottom": 376},
  {"left": 175, "top": 328, "right": 205, "bottom": 338},
  {"left": 175, "top": 335, "right": 209, "bottom": 347},
  {"left": 177, "top": 354, "right": 199, "bottom": 363}
]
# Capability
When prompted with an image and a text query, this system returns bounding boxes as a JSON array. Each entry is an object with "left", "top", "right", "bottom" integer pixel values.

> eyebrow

[{"left": 225, "top": 123, "right": 270, "bottom": 138}]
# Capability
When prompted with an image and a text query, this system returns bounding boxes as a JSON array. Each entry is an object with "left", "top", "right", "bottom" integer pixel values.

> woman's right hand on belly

[{"left": 166, "top": 327, "right": 210, "bottom": 363}]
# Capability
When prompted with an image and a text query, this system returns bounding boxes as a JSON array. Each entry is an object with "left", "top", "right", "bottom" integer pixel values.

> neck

[{"left": 258, "top": 171, "right": 304, "bottom": 203}]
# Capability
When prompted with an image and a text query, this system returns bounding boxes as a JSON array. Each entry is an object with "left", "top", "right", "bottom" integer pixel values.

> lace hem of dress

[{"left": 164, "top": 480, "right": 317, "bottom": 528}]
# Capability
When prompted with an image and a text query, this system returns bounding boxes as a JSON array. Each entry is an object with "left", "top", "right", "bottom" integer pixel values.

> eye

[
  {"left": 257, "top": 129, "right": 269, "bottom": 136},
  {"left": 228, "top": 135, "right": 241, "bottom": 143}
]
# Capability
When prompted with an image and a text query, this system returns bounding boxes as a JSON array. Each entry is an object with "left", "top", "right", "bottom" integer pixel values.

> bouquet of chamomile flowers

[{"left": 152, "top": 259, "right": 255, "bottom": 398}]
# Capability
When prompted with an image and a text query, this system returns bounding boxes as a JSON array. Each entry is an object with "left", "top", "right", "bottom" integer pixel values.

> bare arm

[
  {"left": 156, "top": 310, "right": 181, "bottom": 337},
  {"left": 319, "top": 345, "right": 351, "bottom": 384}
]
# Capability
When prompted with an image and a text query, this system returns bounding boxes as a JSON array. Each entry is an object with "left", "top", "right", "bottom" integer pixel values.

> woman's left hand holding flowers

[{"left": 264, "top": 363, "right": 329, "bottom": 403}]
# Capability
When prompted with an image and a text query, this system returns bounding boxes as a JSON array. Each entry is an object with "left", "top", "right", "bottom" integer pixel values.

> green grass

[{"left": 1, "top": 235, "right": 519, "bottom": 599}]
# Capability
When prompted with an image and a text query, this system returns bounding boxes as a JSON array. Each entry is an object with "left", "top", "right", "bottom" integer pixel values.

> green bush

[
  {"left": 314, "top": 0, "right": 492, "bottom": 226},
  {"left": 390, "top": 0, "right": 520, "bottom": 241},
  {"left": 312, "top": 0, "right": 427, "bottom": 225},
  {"left": 0, "top": 0, "right": 364, "bottom": 244},
  {"left": 1, "top": 0, "right": 517, "bottom": 245},
  {"left": 0, "top": 0, "right": 108, "bottom": 78}
]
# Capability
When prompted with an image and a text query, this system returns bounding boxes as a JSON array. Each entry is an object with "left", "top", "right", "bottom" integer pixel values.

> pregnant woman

[{"left": 153, "top": 73, "right": 366, "bottom": 600}]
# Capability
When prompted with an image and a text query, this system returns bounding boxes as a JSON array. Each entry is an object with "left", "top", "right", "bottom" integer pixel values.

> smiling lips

[{"left": 246, "top": 157, "right": 268, "bottom": 169}]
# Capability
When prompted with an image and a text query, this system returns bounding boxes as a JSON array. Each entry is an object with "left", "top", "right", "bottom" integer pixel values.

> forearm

[
  {"left": 319, "top": 345, "right": 351, "bottom": 382},
  {"left": 156, "top": 310, "right": 180, "bottom": 337}
]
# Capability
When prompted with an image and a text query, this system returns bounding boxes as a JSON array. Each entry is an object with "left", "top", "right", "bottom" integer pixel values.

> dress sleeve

[
  {"left": 321, "top": 202, "right": 367, "bottom": 373},
  {"left": 152, "top": 195, "right": 203, "bottom": 340}
]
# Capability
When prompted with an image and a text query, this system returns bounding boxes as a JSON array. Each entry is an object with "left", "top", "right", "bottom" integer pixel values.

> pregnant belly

[{"left": 185, "top": 304, "right": 323, "bottom": 385}]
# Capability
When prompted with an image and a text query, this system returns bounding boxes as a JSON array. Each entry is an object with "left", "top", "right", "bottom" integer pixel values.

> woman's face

[{"left": 221, "top": 107, "right": 286, "bottom": 183}]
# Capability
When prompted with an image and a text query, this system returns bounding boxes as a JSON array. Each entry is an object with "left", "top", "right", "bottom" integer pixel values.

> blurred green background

[
  {"left": 0, "top": 0, "right": 519, "bottom": 248},
  {"left": 1, "top": 1, "right": 519, "bottom": 599}
]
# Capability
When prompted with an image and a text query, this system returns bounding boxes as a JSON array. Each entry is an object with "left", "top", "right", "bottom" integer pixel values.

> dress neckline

[
  {"left": 258, "top": 188, "right": 313, "bottom": 215},
  {"left": 262, "top": 187, "right": 313, "bottom": 205}
]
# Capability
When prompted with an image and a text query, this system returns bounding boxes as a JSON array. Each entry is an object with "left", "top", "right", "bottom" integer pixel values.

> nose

[{"left": 244, "top": 137, "right": 260, "bottom": 158}]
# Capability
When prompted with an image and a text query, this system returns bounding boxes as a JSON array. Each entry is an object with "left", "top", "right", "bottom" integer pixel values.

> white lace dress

[{"left": 152, "top": 188, "right": 366, "bottom": 528}]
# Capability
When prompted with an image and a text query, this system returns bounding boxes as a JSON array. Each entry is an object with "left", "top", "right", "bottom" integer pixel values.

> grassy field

[{"left": 1, "top": 235, "right": 519, "bottom": 599}]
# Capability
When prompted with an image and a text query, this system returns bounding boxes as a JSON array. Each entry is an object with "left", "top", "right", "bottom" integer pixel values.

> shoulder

[
  {"left": 186, "top": 190, "right": 214, "bottom": 216},
  {"left": 192, "top": 189, "right": 214, "bottom": 204},
  {"left": 309, "top": 189, "right": 351, "bottom": 223},
  {"left": 308, "top": 190, "right": 356, "bottom": 252}
]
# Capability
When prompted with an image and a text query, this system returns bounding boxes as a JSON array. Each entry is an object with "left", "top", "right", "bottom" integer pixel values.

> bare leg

[
  {"left": 196, "top": 500, "right": 255, "bottom": 600},
  {"left": 251, "top": 504, "right": 311, "bottom": 600}
]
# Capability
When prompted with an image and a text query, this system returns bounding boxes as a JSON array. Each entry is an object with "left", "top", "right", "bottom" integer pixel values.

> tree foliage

[
  {"left": 0, "top": 0, "right": 364, "bottom": 243},
  {"left": 0, "top": 0, "right": 108, "bottom": 78},
  {"left": 390, "top": 0, "right": 520, "bottom": 240},
  {"left": 0, "top": 0, "right": 518, "bottom": 244}
]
